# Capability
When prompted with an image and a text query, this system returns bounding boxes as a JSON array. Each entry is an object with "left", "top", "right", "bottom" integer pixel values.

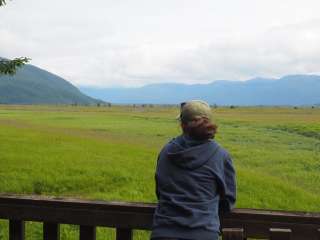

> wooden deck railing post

[
  {"left": 222, "top": 228, "right": 244, "bottom": 240},
  {"left": 1, "top": 195, "right": 320, "bottom": 240},
  {"left": 9, "top": 220, "right": 25, "bottom": 240},
  {"left": 116, "top": 228, "right": 133, "bottom": 240},
  {"left": 270, "top": 228, "right": 291, "bottom": 240},
  {"left": 80, "top": 225, "right": 96, "bottom": 240},
  {"left": 43, "top": 222, "right": 60, "bottom": 240}
]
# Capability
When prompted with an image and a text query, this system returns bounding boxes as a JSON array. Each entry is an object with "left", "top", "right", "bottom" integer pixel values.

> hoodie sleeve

[
  {"left": 155, "top": 173, "right": 160, "bottom": 199},
  {"left": 155, "top": 153, "right": 160, "bottom": 200},
  {"left": 219, "top": 152, "right": 236, "bottom": 214}
]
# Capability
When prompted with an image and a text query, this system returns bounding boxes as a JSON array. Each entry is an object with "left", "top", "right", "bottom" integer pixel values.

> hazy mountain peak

[{"left": 80, "top": 75, "right": 320, "bottom": 106}]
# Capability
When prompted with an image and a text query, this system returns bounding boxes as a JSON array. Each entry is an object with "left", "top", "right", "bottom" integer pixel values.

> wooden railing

[{"left": 0, "top": 194, "right": 320, "bottom": 240}]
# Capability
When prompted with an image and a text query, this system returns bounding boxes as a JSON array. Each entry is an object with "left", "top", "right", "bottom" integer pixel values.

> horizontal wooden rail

[{"left": 0, "top": 194, "right": 320, "bottom": 239}]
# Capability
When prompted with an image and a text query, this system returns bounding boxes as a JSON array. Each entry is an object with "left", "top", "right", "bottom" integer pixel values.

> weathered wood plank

[
  {"left": 222, "top": 218, "right": 320, "bottom": 240},
  {"left": 222, "top": 228, "right": 244, "bottom": 240},
  {"left": 270, "top": 228, "right": 291, "bottom": 240},
  {"left": 1, "top": 194, "right": 320, "bottom": 240},
  {"left": 0, "top": 195, "right": 154, "bottom": 229},
  {"left": 116, "top": 228, "right": 132, "bottom": 240},
  {"left": 9, "top": 220, "right": 25, "bottom": 240},
  {"left": 80, "top": 225, "right": 96, "bottom": 240},
  {"left": 43, "top": 222, "right": 60, "bottom": 240},
  {"left": 223, "top": 208, "right": 320, "bottom": 226}
]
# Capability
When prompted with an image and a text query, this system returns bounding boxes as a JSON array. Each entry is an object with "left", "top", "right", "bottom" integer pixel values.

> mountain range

[
  {"left": 1, "top": 59, "right": 319, "bottom": 106},
  {"left": 80, "top": 75, "right": 320, "bottom": 106},
  {"left": 0, "top": 62, "right": 100, "bottom": 105}
]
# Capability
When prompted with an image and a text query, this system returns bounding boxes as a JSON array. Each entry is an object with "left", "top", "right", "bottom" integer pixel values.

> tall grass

[{"left": 0, "top": 105, "right": 319, "bottom": 239}]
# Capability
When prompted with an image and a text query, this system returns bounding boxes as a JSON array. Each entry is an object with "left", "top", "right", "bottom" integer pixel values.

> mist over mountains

[{"left": 80, "top": 75, "right": 320, "bottom": 106}]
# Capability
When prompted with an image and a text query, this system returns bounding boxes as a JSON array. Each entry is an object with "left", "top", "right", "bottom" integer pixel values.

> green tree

[{"left": 0, "top": 0, "right": 30, "bottom": 75}]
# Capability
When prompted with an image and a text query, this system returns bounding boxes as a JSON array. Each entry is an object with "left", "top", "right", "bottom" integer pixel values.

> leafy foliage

[
  {"left": 0, "top": 57, "right": 30, "bottom": 75},
  {"left": 0, "top": 0, "right": 6, "bottom": 6}
]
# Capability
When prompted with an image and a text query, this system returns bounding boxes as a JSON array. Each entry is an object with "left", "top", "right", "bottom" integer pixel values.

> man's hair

[{"left": 181, "top": 117, "right": 217, "bottom": 140}]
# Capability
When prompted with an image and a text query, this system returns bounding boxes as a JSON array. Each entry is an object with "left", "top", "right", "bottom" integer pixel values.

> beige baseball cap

[{"left": 179, "top": 100, "right": 213, "bottom": 123}]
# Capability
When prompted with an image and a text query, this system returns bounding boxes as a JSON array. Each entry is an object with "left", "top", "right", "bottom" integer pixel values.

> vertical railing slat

[
  {"left": 222, "top": 228, "right": 244, "bottom": 240},
  {"left": 80, "top": 225, "right": 96, "bottom": 240},
  {"left": 9, "top": 220, "right": 25, "bottom": 240},
  {"left": 43, "top": 222, "right": 60, "bottom": 240},
  {"left": 116, "top": 228, "right": 133, "bottom": 240},
  {"left": 270, "top": 228, "right": 291, "bottom": 240}
]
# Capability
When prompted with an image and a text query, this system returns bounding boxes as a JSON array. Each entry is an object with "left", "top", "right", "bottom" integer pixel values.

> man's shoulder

[
  {"left": 158, "top": 136, "right": 178, "bottom": 155},
  {"left": 210, "top": 140, "right": 230, "bottom": 158}
]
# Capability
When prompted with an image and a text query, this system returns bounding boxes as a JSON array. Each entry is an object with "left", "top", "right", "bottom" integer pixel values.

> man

[{"left": 151, "top": 100, "right": 236, "bottom": 240}]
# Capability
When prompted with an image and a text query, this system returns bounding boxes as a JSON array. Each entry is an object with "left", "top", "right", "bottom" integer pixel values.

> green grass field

[{"left": 0, "top": 105, "right": 319, "bottom": 239}]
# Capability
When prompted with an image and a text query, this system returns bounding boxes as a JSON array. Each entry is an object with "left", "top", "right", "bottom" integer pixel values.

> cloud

[
  {"left": 154, "top": 19, "right": 320, "bottom": 84},
  {"left": 1, "top": 0, "right": 320, "bottom": 87}
]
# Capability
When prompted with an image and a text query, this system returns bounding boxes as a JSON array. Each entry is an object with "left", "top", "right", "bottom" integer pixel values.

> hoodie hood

[{"left": 167, "top": 135, "right": 219, "bottom": 170}]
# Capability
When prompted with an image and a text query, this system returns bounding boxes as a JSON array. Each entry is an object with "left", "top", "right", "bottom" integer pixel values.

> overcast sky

[{"left": 1, "top": 0, "right": 320, "bottom": 87}]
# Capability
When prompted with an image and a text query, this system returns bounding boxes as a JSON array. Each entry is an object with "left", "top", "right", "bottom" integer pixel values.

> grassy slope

[{"left": 0, "top": 105, "right": 319, "bottom": 239}]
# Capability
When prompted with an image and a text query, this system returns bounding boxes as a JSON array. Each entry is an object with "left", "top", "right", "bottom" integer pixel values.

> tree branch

[
  {"left": 0, "top": 1, "right": 31, "bottom": 76},
  {"left": 0, "top": 58, "right": 30, "bottom": 75},
  {"left": 0, "top": 0, "right": 6, "bottom": 6}
]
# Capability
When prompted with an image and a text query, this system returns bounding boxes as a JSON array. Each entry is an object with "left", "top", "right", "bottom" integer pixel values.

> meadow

[{"left": 0, "top": 105, "right": 319, "bottom": 239}]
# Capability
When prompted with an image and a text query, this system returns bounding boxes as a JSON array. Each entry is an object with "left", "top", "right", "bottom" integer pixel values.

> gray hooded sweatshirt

[{"left": 151, "top": 135, "right": 236, "bottom": 240}]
